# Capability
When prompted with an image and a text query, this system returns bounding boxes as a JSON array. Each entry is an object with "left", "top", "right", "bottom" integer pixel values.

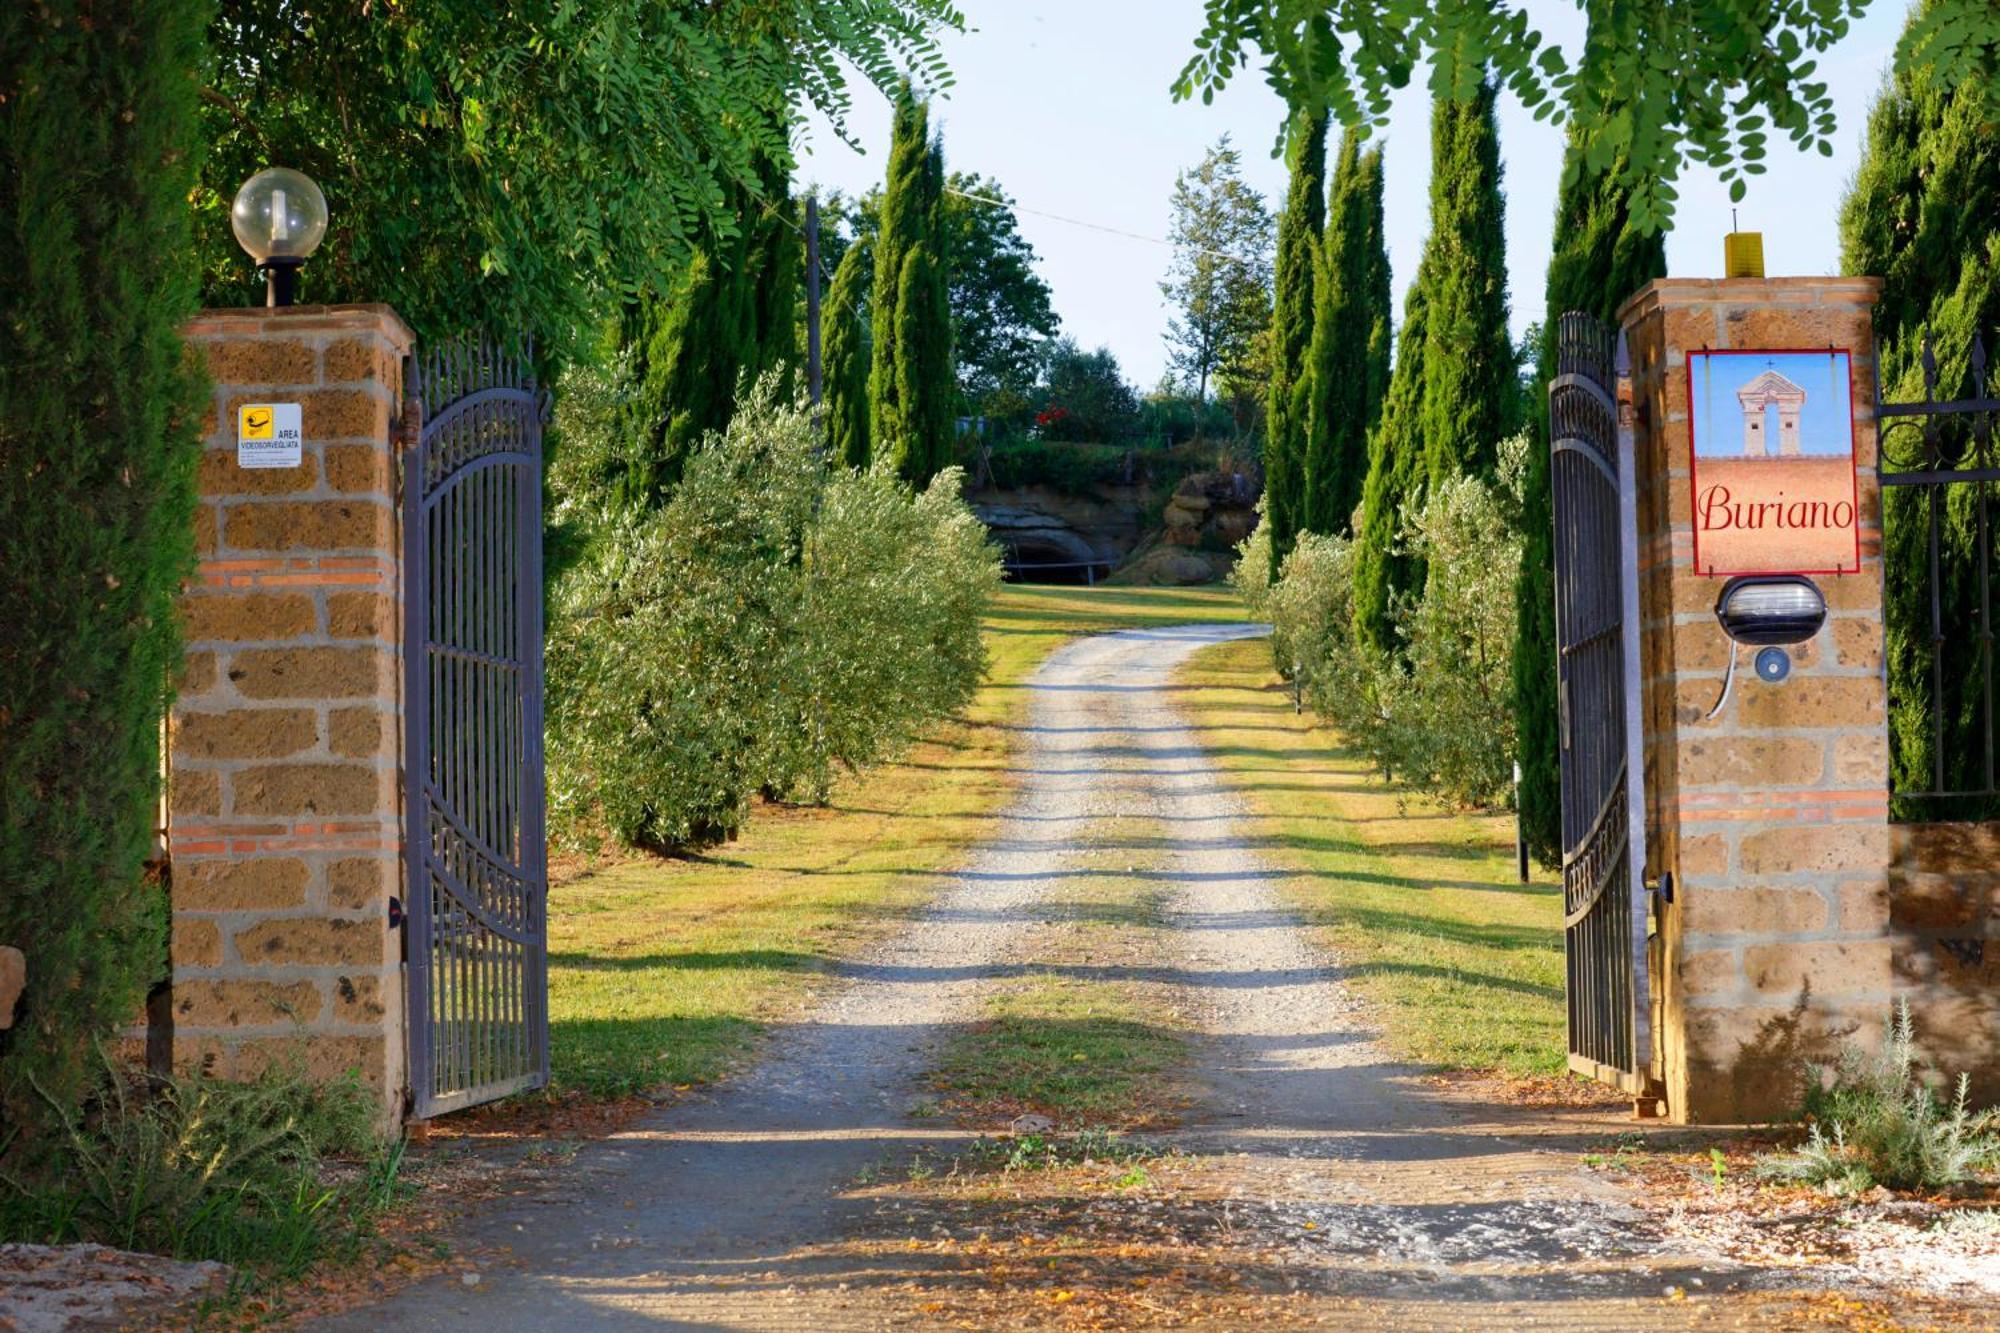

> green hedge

[{"left": 0, "top": 1, "right": 209, "bottom": 1134}]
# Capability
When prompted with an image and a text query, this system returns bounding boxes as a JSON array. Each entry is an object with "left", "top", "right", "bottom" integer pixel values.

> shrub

[
  {"left": 1375, "top": 463, "right": 1523, "bottom": 808},
  {"left": 1036, "top": 340, "right": 1141, "bottom": 443},
  {"left": 0, "top": 1052, "right": 395, "bottom": 1276},
  {"left": 1247, "top": 437, "right": 1522, "bottom": 810},
  {"left": 1757, "top": 1002, "right": 2000, "bottom": 1194},
  {"left": 1230, "top": 499, "right": 1274, "bottom": 623},
  {"left": 977, "top": 438, "right": 1128, "bottom": 494},
  {"left": 547, "top": 381, "right": 1000, "bottom": 851},
  {"left": 0, "top": 0, "right": 209, "bottom": 1133}
]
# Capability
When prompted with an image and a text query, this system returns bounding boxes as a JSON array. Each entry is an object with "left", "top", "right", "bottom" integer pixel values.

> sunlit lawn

[
  {"left": 545, "top": 584, "right": 1243, "bottom": 1100},
  {"left": 1176, "top": 635, "right": 1567, "bottom": 1076}
]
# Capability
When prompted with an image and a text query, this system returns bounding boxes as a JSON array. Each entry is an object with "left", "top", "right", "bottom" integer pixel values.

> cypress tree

[
  {"left": 1841, "top": 0, "right": 2000, "bottom": 810},
  {"left": 750, "top": 194, "right": 804, "bottom": 399},
  {"left": 1512, "top": 123, "right": 1666, "bottom": 866},
  {"left": 1352, "top": 282, "right": 1430, "bottom": 658},
  {"left": 824, "top": 238, "right": 874, "bottom": 467},
  {"left": 870, "top": 93, "right": 954, "bottom": 482},
  {"left": 0, "top": 0, "right": 207, "bottom": 1128},
  {"left": 621, "top": 163, "right": 800, "bottom": 508},
  {"left": 1358, "top": 150, "right": 1393, "bottom": 483},
  {"left": 1264, "top": 110, "right": 1328, "bottom": 571},
  {"left": 1418, "top": 82, "right": 1515, "bottom": 486},
  {"left": 1302, "top": 133, "right": 1391, "bottom": 535}
]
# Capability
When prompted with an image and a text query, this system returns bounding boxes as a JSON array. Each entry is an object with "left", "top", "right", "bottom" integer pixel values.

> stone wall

[
  {"left": 164, "top": 305, "right": 411, "bottom": 1120},
  {"left": 1621, "top": 278, "right": 1894, "bottom": 1123},
  {"left": 1889, "top": 822, "right": 2000, "bottom": 1103}
]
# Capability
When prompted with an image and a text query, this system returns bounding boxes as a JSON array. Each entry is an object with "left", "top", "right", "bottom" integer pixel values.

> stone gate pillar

[
  {"left": 1620, "top": 277, "right": 1891, "bottom": 1123},
  {"left": 168, "top": 305, "right": 411, "bottom": 1124}
]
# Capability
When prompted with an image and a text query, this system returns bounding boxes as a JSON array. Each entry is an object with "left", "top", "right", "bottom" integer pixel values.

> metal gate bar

[
  {"left": 1549, "top": 312, "right": 1651, "bottom": 1090},
  {"left": 403, "top": 337, "right": 548, "bottom": 1119},
  {"left": 1876, "top": 330, "right": 2000, "bottom": 818}
]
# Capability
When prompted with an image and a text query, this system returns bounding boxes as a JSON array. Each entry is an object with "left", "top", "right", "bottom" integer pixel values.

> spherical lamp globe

[{"left": 230, "top": 167, "right": 328, "bottom": 306}]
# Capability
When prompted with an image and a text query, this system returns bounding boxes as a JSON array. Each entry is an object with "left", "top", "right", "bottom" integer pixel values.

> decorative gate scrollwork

[{"left": 402, "top": 338, "right": 548, "bottom": 1118}]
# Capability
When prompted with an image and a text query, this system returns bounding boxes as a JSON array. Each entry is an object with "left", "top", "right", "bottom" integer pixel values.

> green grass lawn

[
  {"left": 1176, "top": 635, "right": 1567, "bottom": 1076},
  {"left": 542, "top": 584, "right": 1242, "bottom": 1102},
  {"left": 931, "top": 973, "right": 1188, "bottom": 1129}
]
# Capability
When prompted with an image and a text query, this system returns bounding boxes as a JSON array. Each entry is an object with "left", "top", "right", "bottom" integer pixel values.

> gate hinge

[
  {"left": 1646, "top": 872, "right": 1674, "bottom": 904},
  {"left": 388, "top": 895, "right": 405, "bottom": 929}
]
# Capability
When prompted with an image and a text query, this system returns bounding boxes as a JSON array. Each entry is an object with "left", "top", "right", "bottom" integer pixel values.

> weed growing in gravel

[
  {"left": 962, "top": 1128, "right": 1160, "bottom": 1174},
  {"left": 1757, "top": 1004, "right": 2000, "bottom": 1193}
]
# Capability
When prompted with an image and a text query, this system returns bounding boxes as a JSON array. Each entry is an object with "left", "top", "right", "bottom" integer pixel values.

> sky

[{"left": 797, "top": 1, "right": 1912, "bottom": 391}]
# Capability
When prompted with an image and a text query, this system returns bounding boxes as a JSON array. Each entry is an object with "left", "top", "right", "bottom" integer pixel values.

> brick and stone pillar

[
  {"left": 1621, "top": 278, "right": 1890, "bottom": 1123},
  {"left": 169, "top": 305, "right": 411, "bottom": 1122}
]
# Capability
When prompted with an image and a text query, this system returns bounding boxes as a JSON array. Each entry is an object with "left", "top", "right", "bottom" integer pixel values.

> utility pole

[{"left": 805, "top": 194, "right": 823, "bottom": 410}]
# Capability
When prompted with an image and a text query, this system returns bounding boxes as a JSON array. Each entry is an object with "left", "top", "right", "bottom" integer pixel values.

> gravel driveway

[{"left": 314, "top": 624, "right": 1908, "bottom": 1330}]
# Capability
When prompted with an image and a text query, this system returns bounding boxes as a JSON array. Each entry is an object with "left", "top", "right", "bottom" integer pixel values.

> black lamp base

[{"left": 262, "top": 259, "right": 304, "bottom": 308}]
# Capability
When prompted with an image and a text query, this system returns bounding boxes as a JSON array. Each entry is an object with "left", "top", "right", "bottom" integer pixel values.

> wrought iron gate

[
  {"left": 402, "top": 338, "right": 548, "bottom": 1119},
  {"left": 1877, "top": 330, "right": 2000, "bottom": 820},
  {"left": 1549, "top": 312, "right": 1652, "bottom": 1090}
]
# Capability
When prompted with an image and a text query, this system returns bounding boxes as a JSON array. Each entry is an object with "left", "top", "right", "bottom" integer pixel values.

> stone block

[
  {"left": 1837, "top": 878, "right": 1891, "bottom": 932},
  {"left": 327, "top": 858, "right": 385, "bottom": 910},
  {"left": 176, "top": 708, "right": 317, "bottom": 761},
  {"left": 321, "top": 337, "right": 396, "bottom": 385},
  {"left": 231, "top": 763, "right": 380, "bottom": 817},
  {"left": 179, "top": 858, "right": 309, "bottom": 911},
  {"left": 323, "top": 444, "right": 392, "bottom": 495},
  {"left": 1820, "top": 574, "right": 1881, "bottom": 614},
  {"left": 233, "top": 917, "right": 385, "bottom": 967},
  {"left": 175, "top": 979, "right": 322, "bottom": 1028},
  {"left": 1743, "top": 939, "right": 1893, "bottom": 998},
  {"left": 205, "top": 337, "right": 316, "bottom": 386},
  {"left": 1888, "top": 871, "right": 1986, "bottom": 930},
  {"left": 172, "top": 919, "right": 224, "bottom": 968},
  {"left": 1833, "top": 618, "right": 1884, "bottom": 669},
  {"left": 172, "top": 1036, "right": 229, "bottom": 1079},
  {"left": 1680, "top": 948, "right": 1742, "bottom": 995},
  {"left": 228, "top": 646, "right": 389, "bottom": 700},
  {"left": 1683, "top": 885, "right": 1830, "bottom": 936},
  {"left": 224, "top": 499, "right": 391, "bottom": 553},
  {"left": 197, "top": 448, "right": 317, "bottom": 497},
  {"left": 236, "top": 1033, "right": 388, "bottom": 1087},
  {"left": 1678, "top": 833, "right": 1730, "bottom": 879},
  {"left": 1732, "top": 677, "right": 1884, "bottom": 730},
  {"left": 300, "top": 389, "right": 387, "bottom": 440},
  {"left": 1739, "top": 822, "right": 1889, "bottom": 875},
  {"left": 327, "top": 591, "right": 395, "bottom": 641},
  {"left": 194, "top": 505, "right": 219, "bottom": 557},
  {"left": 1678, "top": 1003, "right": 1848, "bottom": 1123},
  {"left": 182, "top": 650, "right": 218, "bottom": 694},
  {"left": 332, "top": 973, "right": 389, "bottom": 1024},
  {"left": 1834, "top": 732, "right": 1889, "bottom": 785},
  {"left": 328, "top": 706, "right": 386, "bottom": 758},
  {"left": 171, "top": 768, "right": 222, "bottom": 817},
  {"left": 182, "top": 591, "right": 317, "bottom": 643},
  {"left": 1722, "top": 305, "right": 1867, "bottom": 352},
  {"left": 1678, "top": 737, "right": 1827, "bottom": 787}
]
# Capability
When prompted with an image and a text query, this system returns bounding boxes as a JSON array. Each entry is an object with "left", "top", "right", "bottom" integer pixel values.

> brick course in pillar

[
  {"left": 1620, "top": 278, "right": 1890, "bottom": 1123},
  {"left": 166, "top": 305, "right": 412, "bottom": 1121}
]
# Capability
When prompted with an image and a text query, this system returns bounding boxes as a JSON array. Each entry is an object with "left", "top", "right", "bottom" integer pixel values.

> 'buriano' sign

[{"left": 1687, "top": 349, "right": 1861, "bottom": 577}]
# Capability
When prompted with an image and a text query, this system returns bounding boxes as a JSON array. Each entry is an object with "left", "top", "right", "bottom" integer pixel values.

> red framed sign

[{"left": 1686, "top": 348, "right": 1862, "bottom": 577}]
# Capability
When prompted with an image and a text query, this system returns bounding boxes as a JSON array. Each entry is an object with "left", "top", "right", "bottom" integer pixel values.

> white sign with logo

[{"left": 237, "top": 402, "right": 303, "bottom": 469}]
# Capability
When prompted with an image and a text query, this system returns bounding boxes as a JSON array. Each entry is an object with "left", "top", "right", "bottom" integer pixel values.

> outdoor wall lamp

[
  {"left": 1705, "top": 575, "right": 1828, "bottom": 716},
  {"left": 231, "top": 167, "right": 328, "bottom": 308}
]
